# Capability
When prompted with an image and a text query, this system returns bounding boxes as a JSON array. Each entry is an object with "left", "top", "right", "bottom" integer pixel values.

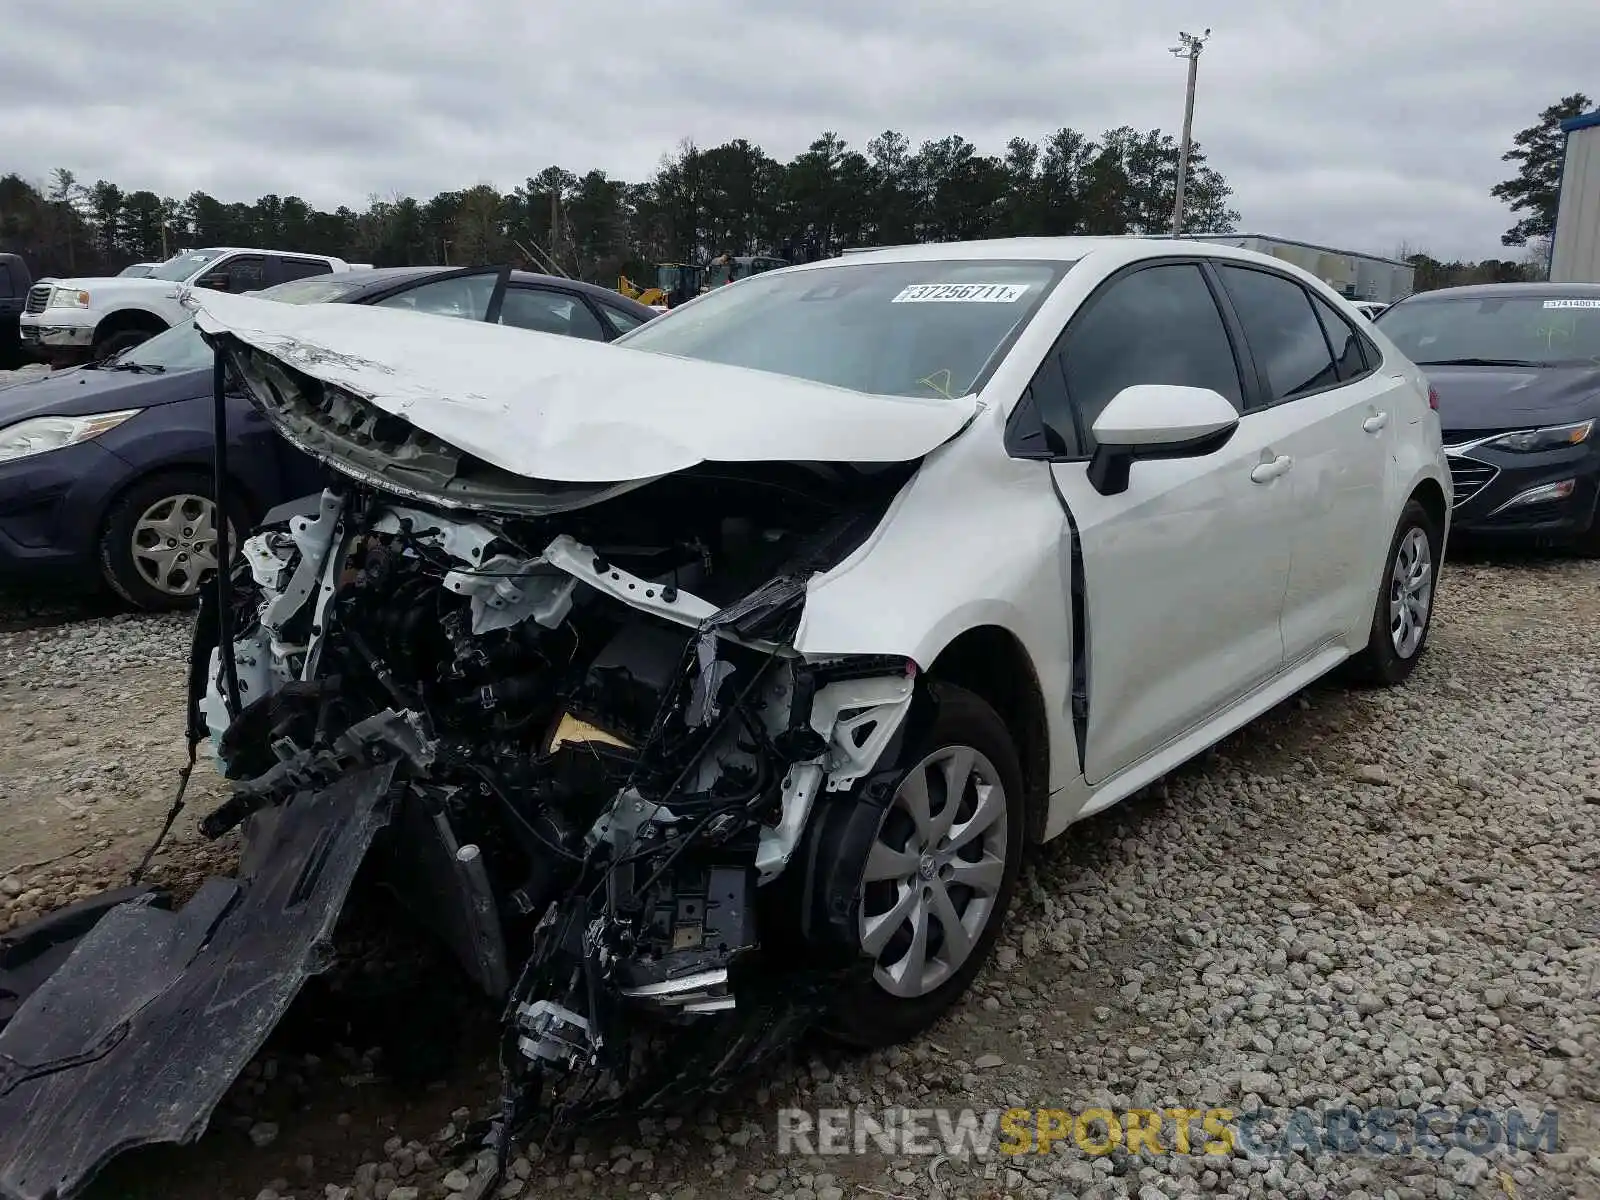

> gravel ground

[{"left": 2, "top": 553, "right": 1597, "bottom": 1200}]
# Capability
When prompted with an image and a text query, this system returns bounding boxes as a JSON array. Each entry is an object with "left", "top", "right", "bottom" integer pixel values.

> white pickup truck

[{"left": 19, "top": 247, "right": 366, "bottom": 363}]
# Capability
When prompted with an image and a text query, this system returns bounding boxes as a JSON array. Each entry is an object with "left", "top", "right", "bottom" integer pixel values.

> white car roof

[
  {"left": 803, "top": 235, "right": 1315, "bottom": 274},
  {"left": 184, "top": 247, "right": 351, "bottom": 266},
  {"left": 804, "top": 236, "right": 1375, "bottom": 303}
]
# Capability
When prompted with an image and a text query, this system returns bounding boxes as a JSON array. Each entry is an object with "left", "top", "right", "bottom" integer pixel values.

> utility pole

[
  {"left": 1170, "top": 28, "right": 1210, "bottom": 237},
  {"left": 550, "top": 191, "right": 560, "bottom": 275}
]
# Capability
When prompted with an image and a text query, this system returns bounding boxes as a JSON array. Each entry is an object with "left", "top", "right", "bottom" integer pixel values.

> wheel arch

[
  {"left": 924, "top": 624, "right": 1052, "bottom": 844},
  {"left": 1409, "top": 476, "right": 1448, "bottom": 539},
  {"left": 93, "top": 307, "right": 171, "bottom": 341}
]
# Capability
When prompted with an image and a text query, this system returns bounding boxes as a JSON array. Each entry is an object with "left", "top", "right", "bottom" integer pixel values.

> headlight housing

[
  {"left": 46, "top": 287, "right": 92, "bottom": 310},
  {"left": 1482, "top": 419, "right": 1593, "bottom": 453},
  {"left": 0, "top": 409, "right": 143, "bottom": 464}
]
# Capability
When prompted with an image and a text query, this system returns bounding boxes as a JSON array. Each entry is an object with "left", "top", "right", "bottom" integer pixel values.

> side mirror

[{"left": 1087, "top": 384, "right": 1239, "bottom": 496}]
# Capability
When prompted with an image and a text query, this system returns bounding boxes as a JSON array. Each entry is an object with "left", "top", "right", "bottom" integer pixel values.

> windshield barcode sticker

[
  {"left": 892, "top": 283, "right": 1029, "bottom": 304},
  {"left": 1543, "top": 299, "right": 1600, "bottom": 308}
]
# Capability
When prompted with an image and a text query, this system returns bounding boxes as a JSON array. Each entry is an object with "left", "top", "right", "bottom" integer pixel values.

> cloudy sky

[{"left": 2, "top": 0, "right": 1593, "bottom": 262}]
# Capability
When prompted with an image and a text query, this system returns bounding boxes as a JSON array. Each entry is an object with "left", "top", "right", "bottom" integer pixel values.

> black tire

[
  {"left": 823, "top": 682, "right": 1026, "bottom": 1049},
  {"left": 98, "top": 470, "right": 244, "bottom": 611},
  {"left": 92, "top": 327, "right": 158, "bottom": 361},
  {"left": 1347, "top": 499, "right": 1441, "bottom": 686}
]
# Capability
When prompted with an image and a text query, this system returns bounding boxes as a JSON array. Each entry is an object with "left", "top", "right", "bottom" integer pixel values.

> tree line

[
  {"left": 4, "top": 93, "right": 1583, "bottom": 291},
  {"left": 0, "top": 126, "right": 1240, "bottom": 283}
]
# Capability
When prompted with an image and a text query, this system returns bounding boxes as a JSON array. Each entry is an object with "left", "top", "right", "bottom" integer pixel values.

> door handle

[
  {"left": 1362, "top": 411, "right": 1389, "bottom": 433},
  {"left": 1250, "top": 454, "right": 1293, "bottom": 484}
]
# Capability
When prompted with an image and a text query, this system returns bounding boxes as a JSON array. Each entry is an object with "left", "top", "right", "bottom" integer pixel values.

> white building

[
  {"left": 1550, "top": 108, "right": 1600, "bottom": 284},
  {"left": 1178, "top": 234, "right": 1415, "bottom": 303}
]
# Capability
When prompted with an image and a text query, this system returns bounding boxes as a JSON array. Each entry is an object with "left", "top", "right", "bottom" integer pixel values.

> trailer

[
  {"left": 1178, "top": 234, "right": 1415, "bottom": 303},
  {"left": 1550, "top": 108, "right": 1600, "bottom": 284}
]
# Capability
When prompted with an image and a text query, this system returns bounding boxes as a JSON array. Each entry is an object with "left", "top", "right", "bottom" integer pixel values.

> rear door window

[
  {"left": 276, "top": 257, "right": 334, "bottom": 283},
  {"left": 1216, "top": 266, "right": 1339, "bottom": 403},
  {"left": 499, "top": 287, "right": 607, "bottom": 340},
  {"left": 1309, "top": 294, "right": 1371, "bottom": 382},
  {"left": 597, "top": 303, "right": 647, "bottom": 337}
]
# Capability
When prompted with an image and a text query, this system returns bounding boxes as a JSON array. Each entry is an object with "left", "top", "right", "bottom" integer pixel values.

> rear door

[
  {"left": 1213, "top": 265, "right": 1391, "bottom": 662},
  {"left": 497, "top": 285, "right": 609, "bottom": 340},
  {"left": 1032, "top": 259, "right": 1294, "bottom": 785}
]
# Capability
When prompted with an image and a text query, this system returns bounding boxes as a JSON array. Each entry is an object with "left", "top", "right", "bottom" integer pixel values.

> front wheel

[
  {"left": 1347, "top": 499, "right": 1441, "bottom": 686},
  {"left": 98, "top": 471, "right": 242, "bottom": 611},
  {"left": 823, "top": 682, "right": 1025, "bottom": 1049}
]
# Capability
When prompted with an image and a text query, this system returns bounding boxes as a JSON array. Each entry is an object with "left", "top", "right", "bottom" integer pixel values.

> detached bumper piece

[{"left": 0, "top": 763, "right": 397, "bottom": 1200}]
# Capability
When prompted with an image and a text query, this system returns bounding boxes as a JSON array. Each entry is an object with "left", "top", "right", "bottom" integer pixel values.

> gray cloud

[{"left": 2, "top": 0, "right": 1592, "bottom": 261}]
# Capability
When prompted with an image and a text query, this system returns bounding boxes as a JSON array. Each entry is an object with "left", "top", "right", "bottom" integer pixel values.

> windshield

[
  {"left": 112, "top": 276, "right": 358, "bottom": 372},
  {"left": 616, "top": 258, "right": 1072, "bottom": 398},
  {"left": 1379, "top": 294, "right": 1600, "bottom": 367},
  {"left": 118, "top": 264, "right": 154, "bottom": 278},
  {"left": 112, "top": 318, "right": 214, "bottom": 372},
  {"left": 657, "top": 265, "right": 699, "bottom": 294},
  {"left": 147, "top": 249, "right": 227, "bottom": 283}
]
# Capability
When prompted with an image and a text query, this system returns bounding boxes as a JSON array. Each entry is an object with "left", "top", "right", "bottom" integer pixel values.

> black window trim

[
  {"left": 1208, "top": 261, "right": 1380, "bottom": 411},
  {"left": 1003, "top": 254, "right": 1260, "bottom": 463}
]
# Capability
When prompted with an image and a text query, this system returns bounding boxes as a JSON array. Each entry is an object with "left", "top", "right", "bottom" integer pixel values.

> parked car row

[
  {"left": 4, "top": 242, "right": 1595, "bottom": 627},
  {"left": 19, "top": 246, "right": 369, "bottom": 364},
  {"left": 0, "top": 263, "right": 656, "bottom": 607}
]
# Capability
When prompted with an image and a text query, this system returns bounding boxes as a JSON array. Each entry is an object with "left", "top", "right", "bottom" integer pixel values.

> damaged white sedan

[{"left": 0, "top": 238, "right": 1452, "bottom": 1199}]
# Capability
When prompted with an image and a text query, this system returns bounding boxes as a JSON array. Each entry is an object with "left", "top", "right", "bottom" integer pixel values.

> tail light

[{"left": 1427, "top": 384, "right": 1439, "bottom": 412}]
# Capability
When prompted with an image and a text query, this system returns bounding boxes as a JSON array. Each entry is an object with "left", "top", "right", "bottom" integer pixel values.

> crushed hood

[{"left": 189, "top": 290, "right": 980, "bottom": 485}]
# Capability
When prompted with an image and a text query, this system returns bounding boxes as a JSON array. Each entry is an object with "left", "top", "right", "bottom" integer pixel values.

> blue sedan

[{"left": 0, "top": 266, "right": 655, "bottom": 609}]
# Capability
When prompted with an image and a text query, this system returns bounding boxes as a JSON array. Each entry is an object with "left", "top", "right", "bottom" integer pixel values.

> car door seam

[{"left": 1046, "top": 467, "right": 1089, "bottom": 776}]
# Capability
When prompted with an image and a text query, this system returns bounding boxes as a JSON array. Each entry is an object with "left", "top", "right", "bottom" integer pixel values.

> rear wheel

[
  {"left": 1348, "top": 499, "right": 1440, "bottom": 686},
  {"left": 824, "top": 682, "right": 1025, "bottom": 1049},
  {"left": 98, "top": 471, "right": 242, "bottom": 611}
]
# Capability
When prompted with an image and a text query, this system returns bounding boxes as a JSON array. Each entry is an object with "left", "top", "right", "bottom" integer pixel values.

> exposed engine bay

[
  {"left": 0, "top": 451, "right": 935, "bottom": 1199},
  {"left": 201, "top": 464, "right": 928, "bottom": 1124}
]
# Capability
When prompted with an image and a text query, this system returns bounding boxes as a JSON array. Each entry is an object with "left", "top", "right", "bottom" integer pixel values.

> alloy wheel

[
  {"left": 859, "top": 744, "right": 1009, "bottom": 999},
  {"left": 1389, "top": 525, "right": 1433, "bottom": 659},
  {"left": 130, "top": 493, "right": 232, "bottom": 597}
]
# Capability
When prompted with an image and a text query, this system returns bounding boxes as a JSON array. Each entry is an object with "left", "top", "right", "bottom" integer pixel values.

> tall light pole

[{"left": 1170, "top": 28, "right": 1210, "bottom": 236}]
